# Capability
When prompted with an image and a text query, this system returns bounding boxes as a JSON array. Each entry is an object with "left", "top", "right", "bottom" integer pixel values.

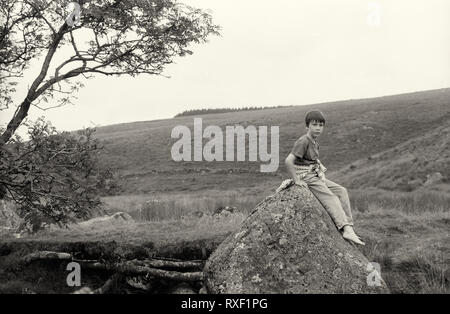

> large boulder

[{"left": 204, "top": 185, "right": 389, "bottom": 293}]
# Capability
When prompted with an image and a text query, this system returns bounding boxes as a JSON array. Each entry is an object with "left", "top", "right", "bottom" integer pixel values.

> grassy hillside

[
  {"left": 331, "top": 123, "right": 450, "bottom": 191},
  {"left": 92, "top": 88, "right": 450, "bottom": 194}
]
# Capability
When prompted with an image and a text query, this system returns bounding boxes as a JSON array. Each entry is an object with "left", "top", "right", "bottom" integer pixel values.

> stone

[
  {"left": 214, "top": 206, "right": 238, "bottom": 215},
  {"left": 111, "top": 212, "right": 133, "bottom": 220},
  {"left": 78, "top": 211, "right": 133, "bottom": 227},
  {"left": 204, "top": 185, "right": 389, "bottom": 293},
  {"left": 424, "top": 172, "right": 443, "bottom": 186}
]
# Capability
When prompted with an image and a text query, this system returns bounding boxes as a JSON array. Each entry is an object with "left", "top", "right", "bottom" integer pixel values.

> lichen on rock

[{"left": 204, "top": 185, "right": 389, "bottom": 293}]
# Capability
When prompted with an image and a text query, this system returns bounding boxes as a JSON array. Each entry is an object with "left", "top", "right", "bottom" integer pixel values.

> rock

[
  {"left": 78, "top": 211, "right": 133, "bottom": 227},
  {"left": 214, "top": 206, "right": 237, "bottom": 215},
  {"left": 111, "top": 212, "right": 133, "bottom": 221},
  {"left": 424, "top": 172, "right": 443, "bottom": 186},
  {"left": 204, "top": 185, "right": 389, "bottom": 293},
  {"left": 181, "top": 210, "right": 204, "bottom": 220}
]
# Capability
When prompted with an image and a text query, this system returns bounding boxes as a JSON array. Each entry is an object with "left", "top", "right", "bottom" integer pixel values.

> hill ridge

[
  {"left": 92, "top": 88, "right": 450, "bottom": 194},
  {"left": 91, "top": 87, "right": 450, "bottom": 132}
]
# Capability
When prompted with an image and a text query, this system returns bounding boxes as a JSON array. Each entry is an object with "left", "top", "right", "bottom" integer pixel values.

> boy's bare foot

[
  {"left": 341, "top": 227, "right": 364, "bottom": 240},
  {"left": 348, "top": 228, "right": 363, "bottom": 240},
  {"left": 342, "top": 226, "right": 365, "bottom": 246},
  {"left": 342, "top": 230, "right": 363, "bottom": 241}
]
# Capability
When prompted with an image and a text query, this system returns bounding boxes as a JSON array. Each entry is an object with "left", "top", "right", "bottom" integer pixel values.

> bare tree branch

[{"left": 0, "top": 0, "right": 220, "bottom": 145}]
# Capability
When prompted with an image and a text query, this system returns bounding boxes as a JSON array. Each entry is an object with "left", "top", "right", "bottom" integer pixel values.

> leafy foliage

[{"left": 0, "top": 118, "right": 116, "bottom": 232}]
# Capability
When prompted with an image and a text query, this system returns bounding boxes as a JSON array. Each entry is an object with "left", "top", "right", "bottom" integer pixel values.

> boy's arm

[{"left": 285, "top": 153, "right": 307, "bottom": 187}]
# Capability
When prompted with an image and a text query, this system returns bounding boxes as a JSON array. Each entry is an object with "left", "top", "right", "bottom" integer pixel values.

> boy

[{"left": 284, "top": 110, "right": 365, "bottom": 245}]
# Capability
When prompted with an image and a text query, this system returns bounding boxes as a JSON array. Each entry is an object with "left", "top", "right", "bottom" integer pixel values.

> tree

[
  {"left": 0, "top": 0, "right": 220, "bottom": 146},
  {"left": 0, "top": 117, "right": 116, "bottom": 232}
]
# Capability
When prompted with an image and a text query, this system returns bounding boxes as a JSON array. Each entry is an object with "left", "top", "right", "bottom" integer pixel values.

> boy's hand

[{"left": 295, "top": 179, "right": 308, "bottom": 188}]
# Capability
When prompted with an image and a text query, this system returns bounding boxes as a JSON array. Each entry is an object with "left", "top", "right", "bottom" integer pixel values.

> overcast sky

[{"left": 1, "top": 0, "right": 450, "bottom": 134}]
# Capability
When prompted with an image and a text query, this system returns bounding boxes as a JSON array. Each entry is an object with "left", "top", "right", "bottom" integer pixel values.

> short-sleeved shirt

[{"left": 290, "top": 133, "right": 320, "bottom": 166}]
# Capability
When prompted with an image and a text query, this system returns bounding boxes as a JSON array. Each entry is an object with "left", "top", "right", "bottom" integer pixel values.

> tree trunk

[
  {"left": 0, "top": 24, "right": 68, "bottom": 147},
  {"left": 0, "top": 98, "right": 31, "bottom": 147}
]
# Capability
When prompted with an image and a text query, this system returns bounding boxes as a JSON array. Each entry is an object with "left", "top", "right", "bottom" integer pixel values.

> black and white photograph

[{"left": 0, "top": 0, "right": 449, "bottom": 301}]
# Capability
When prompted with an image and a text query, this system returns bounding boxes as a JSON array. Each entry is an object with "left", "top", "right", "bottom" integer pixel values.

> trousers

[{"left": 295, "top": 165, "right": 353, "bottom": 230}]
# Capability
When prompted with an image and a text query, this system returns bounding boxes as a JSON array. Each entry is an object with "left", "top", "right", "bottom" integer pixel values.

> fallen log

[
  {"left": 22, "top": 251, "right": 97, "bottom": 264},
  {"left": 133, "top": 258, "right": 203, "bottom": 270},
  {"left": 21, "top": 251, "right": 204, "bottom": 282},
  {"left": 22, "top": 251, "right": 203, "bottom": 268},
  {"left": 117, "top": 261, "right": 204, "bottom": 281},
  {"left": 22, "top": 251, "right": 72, "bottom": 263},
  {"left": 149, "top": 255, "right": 205, "bottom": 263},
  {"left": 83, "top": 261, "right": 203, "bottom": 281}
]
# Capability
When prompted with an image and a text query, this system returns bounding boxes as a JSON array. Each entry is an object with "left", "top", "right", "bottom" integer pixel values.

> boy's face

[{"left": 307, "top": 120, "right": 324, "bottom": 139}]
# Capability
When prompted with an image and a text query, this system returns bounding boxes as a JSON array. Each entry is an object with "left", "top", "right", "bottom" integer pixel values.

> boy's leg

[
  {"left": 322, "top": 178, "right": 354, "bottom": 226},
  {"left": 302, "top": 174, "right": 350, "bottom": 230}
]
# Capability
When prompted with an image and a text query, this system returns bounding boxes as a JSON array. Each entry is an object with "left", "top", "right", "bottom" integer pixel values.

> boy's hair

[{"left": 305, "top": 110, "right": 326, "bottom": 127}]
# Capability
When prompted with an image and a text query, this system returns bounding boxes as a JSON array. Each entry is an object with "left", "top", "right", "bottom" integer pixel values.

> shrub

[{"left": 0, "top": 118, "right": 115, "bottom": 233}]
